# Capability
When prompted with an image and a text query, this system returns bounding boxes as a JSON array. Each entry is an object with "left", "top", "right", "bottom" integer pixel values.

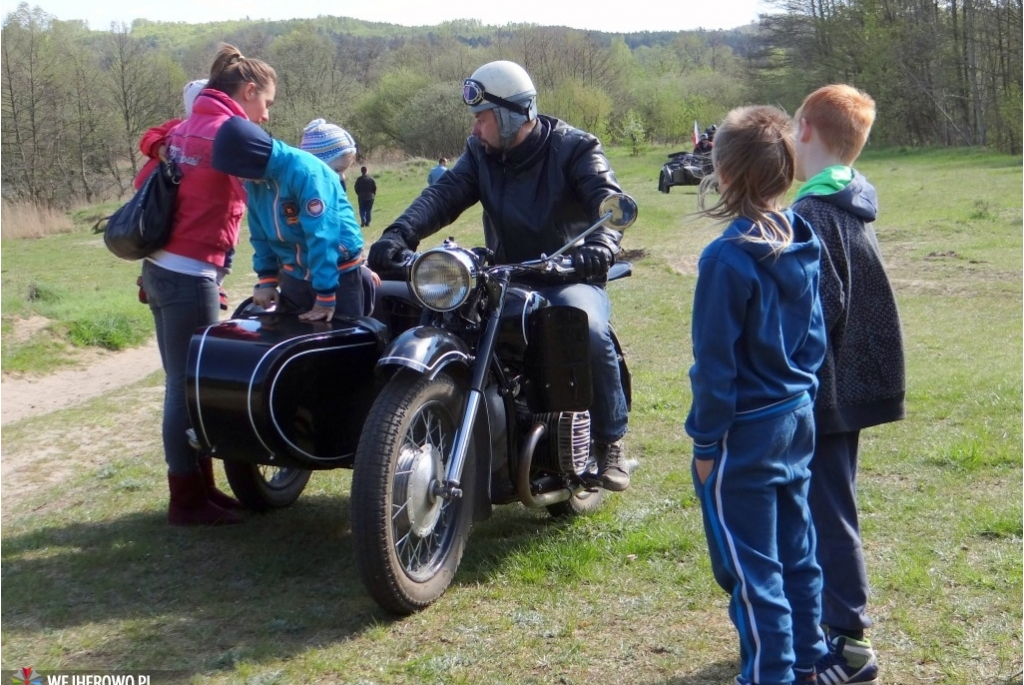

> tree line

[
  {"left": 2, "top": 1, "right": 1019, "bottom": 208},
  {"left": 754, "top": 0, "right": 1021, "bottom": 152}
]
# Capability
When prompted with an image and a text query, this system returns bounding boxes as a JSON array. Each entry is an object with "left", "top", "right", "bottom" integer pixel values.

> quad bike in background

[{"left": 658, "top": 150, "right": 713, "bottom": 192}]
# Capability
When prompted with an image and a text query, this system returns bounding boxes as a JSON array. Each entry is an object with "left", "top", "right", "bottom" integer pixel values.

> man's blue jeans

[{"left": 539, "top": 283, "right": 628, "bottom": 444}]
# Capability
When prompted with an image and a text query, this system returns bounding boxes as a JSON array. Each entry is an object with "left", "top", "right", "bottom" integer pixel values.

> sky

[{"left": 11, "top": 0, "right": 771, "bottom": 33}]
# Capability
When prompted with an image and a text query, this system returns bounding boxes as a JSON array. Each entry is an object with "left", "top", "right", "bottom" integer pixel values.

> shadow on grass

[
  {"left": 647, "top": 659, "right": 739, "bottom": 684},
  {"left": 1, "top": 489, "right": 573, "bottom": 673}
]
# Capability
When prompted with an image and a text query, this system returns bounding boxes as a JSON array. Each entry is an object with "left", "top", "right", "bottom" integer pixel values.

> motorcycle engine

[{"left": 530, "top": 411, "right": 593, "bottom": 477}]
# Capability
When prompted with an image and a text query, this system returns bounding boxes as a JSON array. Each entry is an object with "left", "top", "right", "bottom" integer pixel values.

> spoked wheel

[
  {"left": 222, "top": 461, "right": 312, "bottom": 512},
  {"left": 351, "top": 370, "right": 474, "bottom": 615}
]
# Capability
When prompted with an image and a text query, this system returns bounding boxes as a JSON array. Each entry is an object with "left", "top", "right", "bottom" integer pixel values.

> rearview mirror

[{"left": 599, "top": 193, "right": 638, "bottom": 231}]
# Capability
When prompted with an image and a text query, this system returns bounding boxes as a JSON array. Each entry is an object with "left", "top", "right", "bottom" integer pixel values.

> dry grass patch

[{"left": 1, "top": 201, "right": 77, "bottom": 238}]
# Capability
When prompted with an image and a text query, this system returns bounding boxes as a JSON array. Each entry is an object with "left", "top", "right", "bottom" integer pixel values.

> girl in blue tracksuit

[
  {"left": 686, "top": 105, "right": 829, "bottom": 685},
  {"left": 211, "top": 115, "right": 365, "bottom": 321}
]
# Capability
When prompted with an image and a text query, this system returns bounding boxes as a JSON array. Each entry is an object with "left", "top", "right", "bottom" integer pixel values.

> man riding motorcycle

[
  {"left": 368, "top": 60, "right": 633, "bottom": 492},
  {"left": 694, "top": 133, "right": 713, "bottom": 155}
]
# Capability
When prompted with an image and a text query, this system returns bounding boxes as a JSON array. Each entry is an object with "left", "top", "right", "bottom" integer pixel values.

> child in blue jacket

[
  {"left": 211, "top": 115, "right": 364, "bottom": 321},
  {"left": 686, "top": 105, "right": 829, "bottom": 685}
]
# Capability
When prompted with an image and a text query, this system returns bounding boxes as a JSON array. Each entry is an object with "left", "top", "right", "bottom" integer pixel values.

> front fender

[{"left": 377, "top": 325, "right": 471, "bottom": 380}]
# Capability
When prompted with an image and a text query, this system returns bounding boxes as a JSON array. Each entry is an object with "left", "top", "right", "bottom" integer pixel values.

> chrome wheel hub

[{"left": 395, "top": 443, "right": 443, "bottom": 537}]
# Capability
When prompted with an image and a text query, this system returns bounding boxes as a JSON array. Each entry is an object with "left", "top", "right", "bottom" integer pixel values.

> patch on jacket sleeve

[
  {"left": 282, "top": 201, "right": 300, "bottom": 225},
  {"left": 305, "top": 198, "right": 325, "bottom": 218}
]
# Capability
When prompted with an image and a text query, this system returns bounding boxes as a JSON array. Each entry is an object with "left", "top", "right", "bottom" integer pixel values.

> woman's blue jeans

[{"left": 142, "top": 261, "right": 219, "bottom": 474}]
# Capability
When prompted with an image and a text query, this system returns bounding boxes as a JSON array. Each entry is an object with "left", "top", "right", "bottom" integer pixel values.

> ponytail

[
  {"left": 207, "top": 43, "right": 276, "bottom": 98},
  {"left": 696, "top": 105, "right": 796, "bottom": 257}
]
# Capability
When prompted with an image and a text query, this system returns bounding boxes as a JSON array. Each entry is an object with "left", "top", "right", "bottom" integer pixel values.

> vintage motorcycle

[
  {"left": 350, "top": 193, "right": 638, "bottom": 615},
  {"left": 658, "top": 150, "right": 713, "bottom": 192},
  {"left": 184, "top": 192, "right": 637, "bottom": 614}
]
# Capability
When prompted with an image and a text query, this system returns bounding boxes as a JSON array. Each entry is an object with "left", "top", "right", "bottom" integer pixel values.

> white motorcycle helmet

[{"left": 463, "top": 60, "right": 538, "bottom": 149}]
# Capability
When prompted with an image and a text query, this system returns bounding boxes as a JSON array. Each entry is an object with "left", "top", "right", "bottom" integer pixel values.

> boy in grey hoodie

[{"left": 793, "top": 84, "right": 906, "bottom": 685}]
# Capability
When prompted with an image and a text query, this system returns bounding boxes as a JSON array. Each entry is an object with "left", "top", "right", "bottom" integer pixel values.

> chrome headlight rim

[{"left": 410, "top": 247, "right": 478, "bottom": 312}]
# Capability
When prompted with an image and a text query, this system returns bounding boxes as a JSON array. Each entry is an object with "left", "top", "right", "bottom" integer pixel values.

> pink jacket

[{"left": 162, "top": 90, "right": 247, "bottom": 267}]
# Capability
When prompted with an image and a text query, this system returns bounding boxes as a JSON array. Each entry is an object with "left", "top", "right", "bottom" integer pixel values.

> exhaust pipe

[{"left": 516, "top": 423, "right": 588, "bottom": 508}]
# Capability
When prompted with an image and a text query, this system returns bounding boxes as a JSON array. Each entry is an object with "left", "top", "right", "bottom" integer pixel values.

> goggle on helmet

[{"left": 462, "top": 79, "right": 531, "bottom": 116}]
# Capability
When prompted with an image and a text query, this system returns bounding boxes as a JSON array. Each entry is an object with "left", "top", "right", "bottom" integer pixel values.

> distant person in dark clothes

[
  {"left": 354, "top": 166, "right": 377, "bottom": 228},
  {"left": 694, "top": 133, "right": 713, "bottom": 155},
  {"left": 427, "top": 157, "right": 448, "bottom": 185}
]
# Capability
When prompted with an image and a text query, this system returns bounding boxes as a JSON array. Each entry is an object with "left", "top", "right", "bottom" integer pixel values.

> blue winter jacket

[
  {"left": 244, "top": 140, "right": 363, "bottom": 299},
  {"left": 685, "top": 210, "right": 826, "bottom": 459}
]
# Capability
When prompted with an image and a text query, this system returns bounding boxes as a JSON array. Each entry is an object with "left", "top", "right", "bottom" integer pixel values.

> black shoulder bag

[{"left": 94, "top": 160, "right": 182, "bottom": 260}]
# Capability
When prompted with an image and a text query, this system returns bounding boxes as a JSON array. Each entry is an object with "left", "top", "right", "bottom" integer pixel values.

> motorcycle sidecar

[{"left": 185, "top": 281, "right": 420, "bottom": 511}]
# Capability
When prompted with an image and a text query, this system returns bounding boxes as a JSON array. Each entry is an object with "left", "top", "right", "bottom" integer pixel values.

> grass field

[{"left": 1, "top": 146, "right": 1021, "bottom": 685}]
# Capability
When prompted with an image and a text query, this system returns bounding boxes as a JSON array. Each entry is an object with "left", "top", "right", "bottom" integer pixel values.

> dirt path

[{"left": 1, "top": 339, "right": 162, "bottom": 425}]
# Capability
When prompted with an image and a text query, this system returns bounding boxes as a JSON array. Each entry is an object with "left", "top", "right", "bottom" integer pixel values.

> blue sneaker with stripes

[{"left": 816, "top": 634, "right": 879, "bottom": 685}]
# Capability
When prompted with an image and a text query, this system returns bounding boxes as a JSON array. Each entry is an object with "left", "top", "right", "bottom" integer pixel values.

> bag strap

[
  {"left": 160, "top": 159, "right": 183, "bottom": 185},
  {"left": 92, "top": 160, "right": 180, "bottom": 235}
]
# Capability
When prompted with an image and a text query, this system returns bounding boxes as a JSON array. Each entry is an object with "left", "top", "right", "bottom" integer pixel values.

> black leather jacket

[{"left": 385, "top": 115, "right": 624, "bottom": 264}]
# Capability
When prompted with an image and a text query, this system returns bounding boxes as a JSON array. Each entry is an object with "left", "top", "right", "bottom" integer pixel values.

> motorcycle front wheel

[
  {"left": 222, "top": 461, "right": 312, "bottom": 512},
  {"left": 351, "top": 370, "right": 475, "bottom": 615}
]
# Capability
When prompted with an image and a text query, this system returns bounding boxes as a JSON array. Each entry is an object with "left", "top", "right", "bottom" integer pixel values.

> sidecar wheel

[
  {"left": 222, "top": 461, "right": 312, "bottom": 512},
  {"left": 546, "top": 484, "right": 605, "bottom": 518},
  {"left": 351, "top": 370, "right": 474, "bottom": 615}
]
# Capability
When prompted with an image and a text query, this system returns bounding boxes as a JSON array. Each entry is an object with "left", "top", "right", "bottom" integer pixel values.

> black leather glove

[
  {"left": 572, "top": 242, "right": 613, "bottom": 281},
  {"left": 368, "top": 232, "right": 415, "bottom": 279}
]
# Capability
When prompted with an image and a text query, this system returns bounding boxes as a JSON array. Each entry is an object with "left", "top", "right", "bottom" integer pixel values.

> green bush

[{"left": 67, "top": 312, "right": 150, "bottom": 351}]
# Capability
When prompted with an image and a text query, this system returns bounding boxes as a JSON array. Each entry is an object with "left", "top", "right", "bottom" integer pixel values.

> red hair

[{"left": 796, "top": 84, "right": 875, "bottom": 164}]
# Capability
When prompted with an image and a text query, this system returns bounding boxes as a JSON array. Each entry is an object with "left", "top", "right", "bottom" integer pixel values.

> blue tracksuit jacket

[{"left": 685, "top": 209, "right": 829, "bottom": 685}]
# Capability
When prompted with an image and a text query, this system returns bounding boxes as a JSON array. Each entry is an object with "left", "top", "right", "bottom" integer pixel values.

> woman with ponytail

[{"left": 141, "top": 44, "right": 277, "bottom": 527}]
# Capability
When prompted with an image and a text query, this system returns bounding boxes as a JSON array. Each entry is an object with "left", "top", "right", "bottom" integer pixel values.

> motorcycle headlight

[{"left": 410, "top": 248, "right": 478, "bottom": 312}]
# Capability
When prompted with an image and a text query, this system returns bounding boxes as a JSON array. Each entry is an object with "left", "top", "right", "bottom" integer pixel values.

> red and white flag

[{"left": 692, "top": 120, "right": 700, "bottom": 147}]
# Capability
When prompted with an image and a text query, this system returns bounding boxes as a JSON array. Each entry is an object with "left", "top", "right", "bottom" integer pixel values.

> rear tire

[
  {"left": 222, "top": 461, "right": 312, "bottom": 512},
  {"left": 546, "top": 484, "right": 605, "bottom": 518},
  {"left": 351, "top": 370, "right": 474, "bottom": 615}
]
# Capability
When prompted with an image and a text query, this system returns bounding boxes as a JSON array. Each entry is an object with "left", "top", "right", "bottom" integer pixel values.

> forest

[{"left": 2, "top": 0, "right": 1020, "bottom": 208}]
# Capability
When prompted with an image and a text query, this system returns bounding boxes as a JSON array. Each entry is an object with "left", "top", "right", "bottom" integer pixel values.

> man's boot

[
  {"left": 198, "top": 456, "right": 245, "bottom": 510},
  {"left": 594, "top": 439, "right": 630, "bottom": 492},
  {"left": 167, "top": 470, "right": 242, "bottom": 527}
]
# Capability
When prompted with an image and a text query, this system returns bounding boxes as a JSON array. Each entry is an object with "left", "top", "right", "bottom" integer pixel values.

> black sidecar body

[
  {"left": 187, "top": 314, "right": 385, "bottom": 469},
  {"left": 185, "top": 281, "right": 419, "bottom": 473}
]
